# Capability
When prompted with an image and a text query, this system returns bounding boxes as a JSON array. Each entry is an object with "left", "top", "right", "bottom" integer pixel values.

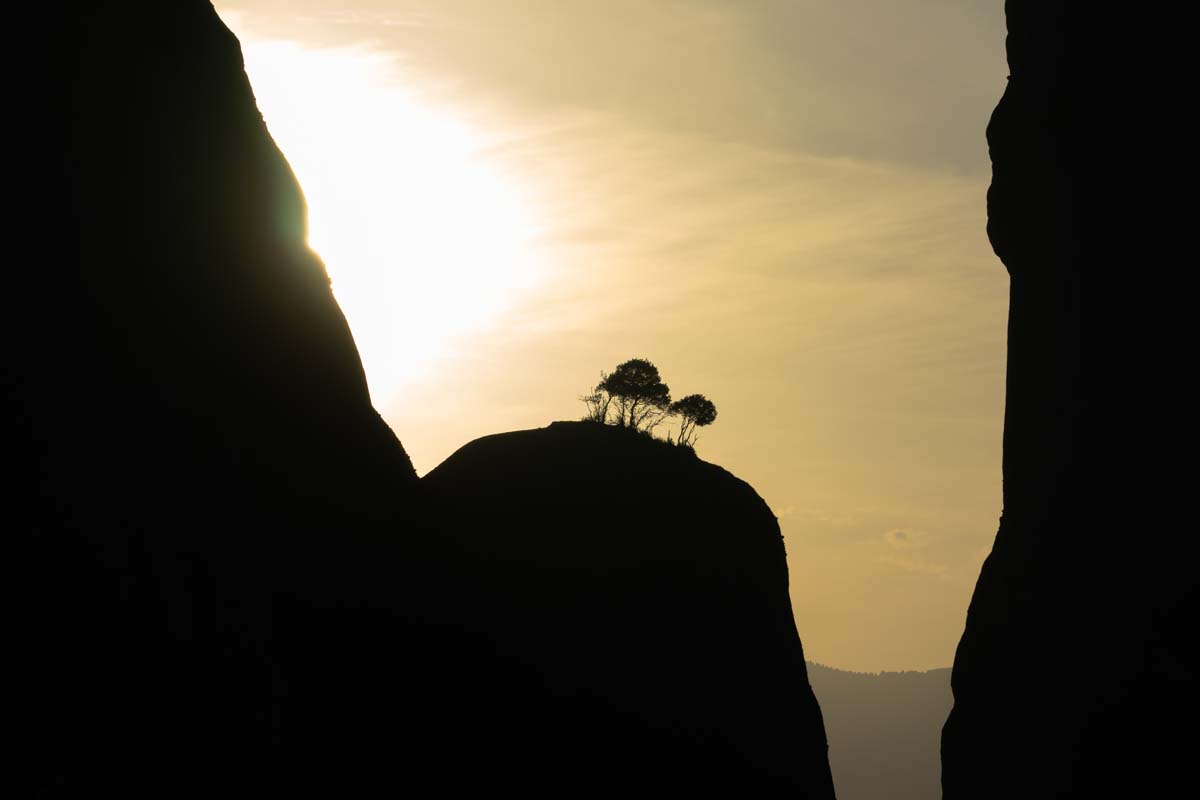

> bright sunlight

[{"left": 226, "top": 20, "right": 543, "bottom": 405}]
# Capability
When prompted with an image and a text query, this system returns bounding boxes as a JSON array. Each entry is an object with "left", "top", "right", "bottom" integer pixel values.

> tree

[
  {"left": 670, "top": 394, "right": 717, "bottom": 447},
  {"left": 597, "top": 358, "right": 672, "bottom": 432},
  {"left": 580, "top": 378, "right": 612, "bottom": 423}
]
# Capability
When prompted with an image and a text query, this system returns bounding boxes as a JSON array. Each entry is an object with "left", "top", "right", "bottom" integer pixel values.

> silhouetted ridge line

[{"left": 807, "top": 662, "right": 951, "bottom": 800}]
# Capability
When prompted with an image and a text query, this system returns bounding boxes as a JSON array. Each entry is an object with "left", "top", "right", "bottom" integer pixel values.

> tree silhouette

[
  {"left": 597, "top": 358, "right": 672, "bottom": 432},
  {"left": 670, "top": 394, "right": 717, "bottom": 447},
  {"left": 580, "top": 381, "right": 612, "bottom": 424},
  {"left": 581, "top": 360, "right": 718, "bottom": 447}
]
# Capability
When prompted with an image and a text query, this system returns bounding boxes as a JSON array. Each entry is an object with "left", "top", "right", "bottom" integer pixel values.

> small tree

[
  {"left": 580, "top": 375, "right": 612, "bottom": 423},
  {"left": 598, "top": 358, "right": 672, "bottom": 432},
  {"left": 670, "top": 394, "right": 717, "bottom": 447}
]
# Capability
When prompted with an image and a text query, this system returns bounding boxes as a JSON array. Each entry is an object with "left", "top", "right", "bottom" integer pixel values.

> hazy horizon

[{"left": 215, "top": 0, "right": 1009, "bottom": 673}]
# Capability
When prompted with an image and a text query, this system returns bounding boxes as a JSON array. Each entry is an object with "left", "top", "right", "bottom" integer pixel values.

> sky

[{"left": 215, "top": 0, "right": 1009, "bottom": 673}]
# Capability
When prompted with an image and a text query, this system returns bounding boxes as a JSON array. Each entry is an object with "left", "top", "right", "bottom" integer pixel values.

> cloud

[
  {"left": 884, "top": 528, "right": 930, "bottom": 549},
  {"left": 882, "top": 555, "right": 950, "bottom": 579},
  {"left": 219, "top": 0, "right": 1006, "bottom": 169}
]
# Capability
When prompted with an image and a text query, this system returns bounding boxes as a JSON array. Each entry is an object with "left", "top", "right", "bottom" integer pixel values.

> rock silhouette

[
  {"left": 941, "top": 3, "right": 1194, "bottom": 797},
  {"left": 13, "top": 1, "right": 418, "bottom": 793},
  {"left": 423, "top": 422, "right": 836, "bottom": 796},
  {"left": 10, "top": 2, "right": 835, "bottom": 795}
]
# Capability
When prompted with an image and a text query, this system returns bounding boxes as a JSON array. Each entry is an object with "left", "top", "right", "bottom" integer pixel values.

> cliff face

[
  {"left": 942, "top": 3, "right": 1194, "bottom": 797},
  {"left": 422, "top": 422, "right": 836, "bottom": 797},
  {"left": 12, "top": 2, "right": 417, "bottom": 792}
]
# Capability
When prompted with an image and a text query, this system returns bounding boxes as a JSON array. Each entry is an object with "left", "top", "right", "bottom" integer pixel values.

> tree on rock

[
  {"left": 598, "top": 358, "right": 672, "bottom": 432},
  {"left": 670, "top": 394, "right": 717, "bottom": 447},
  {"left": 580, "top": 385, "right": 612, "bottom": 424}
]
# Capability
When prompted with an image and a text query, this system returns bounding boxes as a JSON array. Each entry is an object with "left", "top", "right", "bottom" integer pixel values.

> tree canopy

[
  {"left": 670, "top": 394, "right": 718, "bottom": 447},
  {"left": 599, "top": 358, "right": 672, "bottom": 431},
  {"left": 581, "top": 358, "right": 718, "bottom": 446}
]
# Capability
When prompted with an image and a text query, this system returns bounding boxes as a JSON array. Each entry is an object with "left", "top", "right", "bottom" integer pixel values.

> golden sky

[{"left": 216, "top": 0, "right": 1009, "bottom": 672}]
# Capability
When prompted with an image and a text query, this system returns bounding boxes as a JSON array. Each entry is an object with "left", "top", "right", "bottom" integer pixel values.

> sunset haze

[{"left": 215, "top": 0, "right": 1009, "bottom": 673}]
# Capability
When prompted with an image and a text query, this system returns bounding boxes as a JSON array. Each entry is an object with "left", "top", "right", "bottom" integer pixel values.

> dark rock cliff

[
  {"left": 942, "top": 3, "right": 1194, "bottom": 797},
  {"left": 422, "top": 422, "right": 836, "bottom": 797},
  {"left": 10, "top": 3, "right": 835, "bottom": 796},
  {"left": 11, "top": 1, "right": 419, "bottom": 793}
]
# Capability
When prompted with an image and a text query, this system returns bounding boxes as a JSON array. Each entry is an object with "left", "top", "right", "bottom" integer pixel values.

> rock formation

[
  {"left": 12, "top": 1, "right": 418, "bottom": 792},
  {"left": 10, "top": 3, "right": 835, "bottom": 795},
  {"left": 423, "top": 422, "right": 836, "bottom": 797},
  {"left": 942, "top": 3, "right": 1194, "bottom": 797}
]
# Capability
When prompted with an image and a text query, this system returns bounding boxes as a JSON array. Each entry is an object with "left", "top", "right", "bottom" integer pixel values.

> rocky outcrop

[
  {"left": 422, "top": 422, "right": 836, "bottom": 797},
  {"left": 12, "top": 2, "right": 417, "bottom": 793},
  {"left": 10, "top": 4, "right": 834, "bottom": 796},
  {"left": 942, "top": 3, "right": 1194, "bottom": 797}
]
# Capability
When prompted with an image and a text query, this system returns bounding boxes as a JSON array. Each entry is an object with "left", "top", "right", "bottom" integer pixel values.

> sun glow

[{"left": 228, "top": 27, "right": 542, "bottom": 404}]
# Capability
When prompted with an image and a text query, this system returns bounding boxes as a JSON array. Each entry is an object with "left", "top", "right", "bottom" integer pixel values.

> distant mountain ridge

[
  {"left": 807, "top": 662, "right": 952, "bottom": 800},
  {"left": 809, "top": 661, "right": 952, "bottom": 679}
]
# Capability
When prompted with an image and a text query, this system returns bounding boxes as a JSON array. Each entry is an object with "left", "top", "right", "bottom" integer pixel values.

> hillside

[{"left": 807, "top": 662, "right": 952, "bottom": 799}]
